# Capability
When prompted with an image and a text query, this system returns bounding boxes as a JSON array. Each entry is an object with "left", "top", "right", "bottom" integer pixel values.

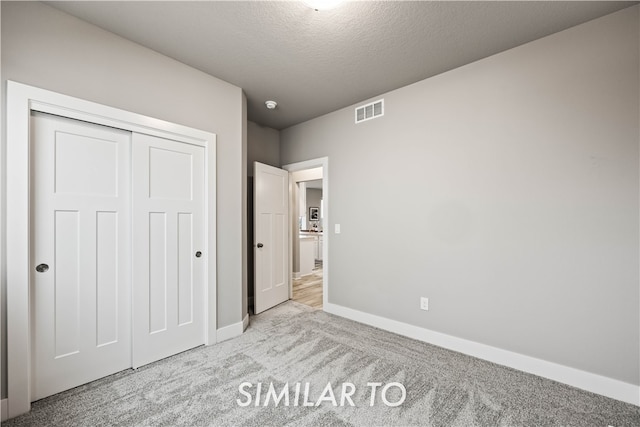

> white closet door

[
  {"left": 132, "top": 133, "right": 205, "bottom": 367},
  {"left": 31, "top": 112, "right": 132, "bottom": 400}
]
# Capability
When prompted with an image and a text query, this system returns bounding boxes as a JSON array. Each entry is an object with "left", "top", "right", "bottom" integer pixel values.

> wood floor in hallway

[{"left": 292, "top": 266, "right": 323, "bottom": 309}]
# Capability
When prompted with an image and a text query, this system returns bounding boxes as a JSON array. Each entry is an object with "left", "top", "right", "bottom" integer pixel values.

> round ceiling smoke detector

[{"left": 265, "top": 100, "right": 278, "bottom": 110}]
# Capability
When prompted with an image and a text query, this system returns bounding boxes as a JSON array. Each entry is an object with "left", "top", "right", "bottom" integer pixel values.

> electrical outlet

[{"left": 420, "top": 297, "right": 429, "bottom": 311}]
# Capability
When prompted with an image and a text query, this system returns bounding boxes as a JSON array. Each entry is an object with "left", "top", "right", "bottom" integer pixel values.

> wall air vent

[{"left": 355, "top": 99, "right": 384, "bottom": 124}]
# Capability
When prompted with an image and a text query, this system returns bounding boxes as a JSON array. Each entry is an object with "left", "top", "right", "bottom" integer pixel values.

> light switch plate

[{"left": 335, "top": 224, "right": 341, "bottom": 234}]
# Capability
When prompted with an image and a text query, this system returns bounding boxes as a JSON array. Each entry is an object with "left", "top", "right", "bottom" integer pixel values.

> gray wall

[
  {"left": 247, "top": 121, "right": 281, "bottom": 309},
  {"left": 281, "top": 6, "right": 640, "bottom": 385},
  {"left": 247, "top": 121, "right": 280, "bottom": 176},
  {"left": 1, "top": 2, "right": 246, "bottom": 397}
]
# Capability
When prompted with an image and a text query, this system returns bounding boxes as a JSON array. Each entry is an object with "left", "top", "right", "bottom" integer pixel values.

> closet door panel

[
  {"left": 132, "top": 133, "right": 205, "bottom": 367},
  {"left": 31, "top": 112, "right": 131, "bottom": 401}
]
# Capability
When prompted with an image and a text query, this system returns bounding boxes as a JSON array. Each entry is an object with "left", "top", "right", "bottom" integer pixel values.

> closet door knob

[
  {"left": 257, "top": 243, "right": 264, "bottom": 248},
  {"left": 195, "top": 251, "right": 202, "bottom": 258},
  {"left": 36, "top": 263, "right": 49, "bottom": 273}
]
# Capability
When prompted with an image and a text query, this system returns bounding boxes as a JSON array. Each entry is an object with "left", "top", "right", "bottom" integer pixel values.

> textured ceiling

[{"left": 48, "top": 1, "right": 636, "bottom": 130}]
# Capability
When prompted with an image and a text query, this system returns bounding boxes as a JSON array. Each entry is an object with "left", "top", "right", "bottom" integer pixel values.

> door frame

[
  {"left": 282, "top": 157, "right": 329, "bottom": 308},
  {"left": 6, "top": 81, "right": 218, "bottom": 417}
]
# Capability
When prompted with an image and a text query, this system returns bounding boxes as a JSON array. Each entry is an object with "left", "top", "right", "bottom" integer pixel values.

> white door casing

[
  {"left": 132, "top": 133, "right": 206, "bottom": 367},
  {"left": 282, "top": 158, "right": 329, "bottom": 309},
  {"left": 254, "top": 162, "right": 289, "bottom": 314},
  {"left": 31, "top": 112, "right": 132, "bottom": 400}
]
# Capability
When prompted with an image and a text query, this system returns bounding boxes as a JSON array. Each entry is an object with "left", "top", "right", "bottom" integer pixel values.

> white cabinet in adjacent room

[
  {"left": 316, "top": 235, "right": 323, "bottom": 261},
  {"left": 300, "top": 236, "right": 315, "bottom": 276}
]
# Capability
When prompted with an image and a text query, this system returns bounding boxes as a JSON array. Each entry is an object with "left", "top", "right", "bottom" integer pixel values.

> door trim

[
  {"left": 6, "top": 81, "right": 217, "bottom": 417},
  {"left": 282, "top": 157, "right": 329, "bottom": 309}
]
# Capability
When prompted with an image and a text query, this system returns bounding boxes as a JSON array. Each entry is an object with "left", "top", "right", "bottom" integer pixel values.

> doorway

[{"left": 283, "top": 158, "right": 329, "bottom": 310}]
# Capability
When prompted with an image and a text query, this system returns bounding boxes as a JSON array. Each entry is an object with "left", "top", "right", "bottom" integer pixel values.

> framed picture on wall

[{"left": 309, "top": 207, "right": 319, "bottom": 221}]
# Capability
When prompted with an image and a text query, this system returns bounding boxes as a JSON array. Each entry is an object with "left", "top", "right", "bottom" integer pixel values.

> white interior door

[
  {"left": 254, "top": 162, "right": 289, "bottom": 314},
  {"left": 132, "top": 133, "right": 205, "bottom": 367},
  {"left": 31, "top": 112, "right": 132, "bottom": 400}
]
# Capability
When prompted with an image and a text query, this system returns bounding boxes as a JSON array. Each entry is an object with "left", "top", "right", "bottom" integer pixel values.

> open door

[{"left": 254, "top": 162, "right": 290, "bottom": 314}]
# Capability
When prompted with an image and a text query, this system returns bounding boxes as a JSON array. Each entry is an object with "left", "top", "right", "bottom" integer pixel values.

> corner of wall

[
  {"left": 241, "top": 92, "right": 248, "bottom": 322},
  {"left": 1, "top": 2, "right": 8, "bottom": 401}
]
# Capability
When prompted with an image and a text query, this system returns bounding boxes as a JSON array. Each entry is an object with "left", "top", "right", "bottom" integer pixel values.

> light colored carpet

[{"left": 6, "top": 301, "right": 640, "bottom": 426}]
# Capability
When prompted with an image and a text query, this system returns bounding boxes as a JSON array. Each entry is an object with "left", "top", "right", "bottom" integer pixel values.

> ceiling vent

[{"left": 355, "top": 99, "right": 384, "bottom": 124}]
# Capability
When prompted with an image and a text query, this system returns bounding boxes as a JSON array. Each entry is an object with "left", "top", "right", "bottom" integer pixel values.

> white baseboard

[
  {"left": 1, "top": 398, "right": 8, "bottom": 421},
  {"left": 242, "top": 313, "right": 250, "bottom": 332},
  {"left": 216, "top": 315, "right": 248, "bottom": 343},
  {"left": 324, "top": 302, "right": 640, "bottom": 406},
  {"left": 293, "top": 271, "right": 301, "bottom": 279}
]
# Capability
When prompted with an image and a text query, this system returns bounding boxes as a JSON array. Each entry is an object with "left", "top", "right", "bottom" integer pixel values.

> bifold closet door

[
  {"left": 31, "top": 112, "right": 132, "bottom": 401},
  {"left": 132, "top": 133, "right": 206, "bottom": 367}
]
